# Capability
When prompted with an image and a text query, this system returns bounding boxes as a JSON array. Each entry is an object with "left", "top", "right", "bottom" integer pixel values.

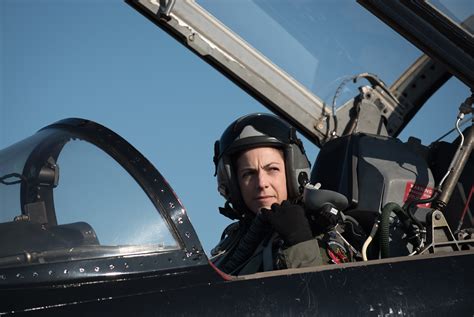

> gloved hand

[{"left": 261, "top": 201, "right": 313, "bottom": 247}]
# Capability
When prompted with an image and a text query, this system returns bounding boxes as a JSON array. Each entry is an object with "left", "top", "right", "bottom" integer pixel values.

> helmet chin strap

[{"left": 218, "top": 201, "right": 246, "bottom": 220}]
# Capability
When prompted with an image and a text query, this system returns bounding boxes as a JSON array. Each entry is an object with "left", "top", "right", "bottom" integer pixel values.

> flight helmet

[{"left": 213, "top": 113, "right": 311, "bottom": 219}]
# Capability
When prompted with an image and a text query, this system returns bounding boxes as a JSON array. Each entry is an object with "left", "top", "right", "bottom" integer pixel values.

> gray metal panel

[{"left": 357, "top": 135, "right": 435, "bottom": 210}]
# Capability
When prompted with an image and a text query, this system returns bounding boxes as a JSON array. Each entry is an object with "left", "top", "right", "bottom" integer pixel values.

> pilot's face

[{"left": 236, "top": 147, "right": 288, "bottom": 214}]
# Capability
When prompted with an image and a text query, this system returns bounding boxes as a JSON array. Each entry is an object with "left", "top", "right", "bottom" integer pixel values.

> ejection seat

[{"left": 310, "top": 133, "right": 436, "bottom": 257}]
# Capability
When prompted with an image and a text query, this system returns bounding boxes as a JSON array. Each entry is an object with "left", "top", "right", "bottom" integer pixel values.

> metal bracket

[
  {"left": 332, "top": 84, "right": 394, "bottom": 138},
  {"left": 420, "top": 210, "right": 474, "bottom": 254}
]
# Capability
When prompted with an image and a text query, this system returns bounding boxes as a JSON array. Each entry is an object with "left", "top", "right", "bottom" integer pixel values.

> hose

[
  {"left": 362, "top": 221, "right": 379, "bottom": 261},
  {"left": 406, "top": 189, "right": 440, "bottom": 228},
  {"left": 221, "top": 213, "right": 271, "bottom": 274},
  {"left": 380, "top": 203, "right": 397, "bottom": 258},
  {"left": 380, "top": 202, "right": 423, "bottom": 258}
]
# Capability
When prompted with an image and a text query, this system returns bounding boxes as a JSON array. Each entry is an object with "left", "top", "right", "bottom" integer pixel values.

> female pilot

[{"left": 211, "top": 113, "right": 327, "bottom": 275}]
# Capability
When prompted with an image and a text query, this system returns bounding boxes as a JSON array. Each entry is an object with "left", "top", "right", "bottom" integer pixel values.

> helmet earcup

[
  {"left": 285, "top": 144, "right": 311, "bottom": 199},
  {"left": 216, "top": 155, "right": 247, "bottom": 213},
  {"left": 216, "top": 158, "right": 231, "bottom": 201}
]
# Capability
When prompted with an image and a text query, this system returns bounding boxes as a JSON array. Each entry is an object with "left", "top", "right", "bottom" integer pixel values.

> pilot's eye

[
  {"left": 240, "top": 171, "right": 254, "bottom": 179},
  {"left": 268, "top": 166, "right": 280, "bottom": 173}
]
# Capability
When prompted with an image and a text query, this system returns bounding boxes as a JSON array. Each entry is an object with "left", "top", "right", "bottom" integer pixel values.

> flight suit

[
  {"left": 211, "top": 217, "right": 357, "bottom": 275},
  {"left": 211, "top": 220, "right": 326, "bottom": 275}
]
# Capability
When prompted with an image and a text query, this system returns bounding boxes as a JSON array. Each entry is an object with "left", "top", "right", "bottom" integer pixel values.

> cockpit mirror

[{"left": 37, "top": 159, "right": 59, "bottom": 188}]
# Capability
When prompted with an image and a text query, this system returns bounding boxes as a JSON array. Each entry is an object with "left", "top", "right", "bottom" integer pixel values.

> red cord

[
  {"left": 458, "top": 185, "right": 474, "bottom": 228},
  {"left": 208, "top": 259, "right": 233, "bottom": 281}
]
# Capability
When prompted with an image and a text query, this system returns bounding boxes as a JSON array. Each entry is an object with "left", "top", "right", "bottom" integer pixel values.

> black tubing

[
  {"left": 380, "top": 204, "right": 392, "bottom": 258},
  {"left": 406, "top": 189, "right": 440, "bottom": 228},
  {"left": 380, "top": 202, "right": 411, "bottom": 259},
  {"left": 221, "top": 214, "right": 271, "bottom": 274}
]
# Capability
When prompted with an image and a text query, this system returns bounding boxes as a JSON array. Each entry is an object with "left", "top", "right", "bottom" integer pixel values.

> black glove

[{"left": 262, "top": 201, "right": 313, "bottom": 247}]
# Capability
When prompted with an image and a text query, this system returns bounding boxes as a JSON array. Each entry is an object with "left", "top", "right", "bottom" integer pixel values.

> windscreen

[
  {"left": 0, "top": 130, "right": 52, "bottom": 224},
  {"left": 54, "top": 139, "right": 177, "bottom": 247},
  {"left": 0, "top": 129, "right": 179, "bottom": 268},
  {"left": 197, "top": 0, "right": 421, "bottom": 106}
]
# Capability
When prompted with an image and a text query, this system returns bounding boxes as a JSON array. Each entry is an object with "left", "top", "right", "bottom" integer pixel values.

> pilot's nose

[{"left": 256, "top": 170, "right": 269, "bottom": 189}]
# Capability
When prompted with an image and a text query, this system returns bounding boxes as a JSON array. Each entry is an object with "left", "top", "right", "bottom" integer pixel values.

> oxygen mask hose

[{"left": 221, "top": 213, "right": 271, "bottom": 274}]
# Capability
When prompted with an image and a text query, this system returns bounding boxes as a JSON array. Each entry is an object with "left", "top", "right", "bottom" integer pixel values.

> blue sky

[
  {"left": 1, "top": 0, "right": 471, "bottom": 254},
  {"left": 1, "top": 0, "right": 270, "bottom": 253}
]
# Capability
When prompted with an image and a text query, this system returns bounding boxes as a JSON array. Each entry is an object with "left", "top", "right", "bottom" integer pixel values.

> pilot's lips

[{"left": 255, "top": 196, "right": 275, "bottom": 205}]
